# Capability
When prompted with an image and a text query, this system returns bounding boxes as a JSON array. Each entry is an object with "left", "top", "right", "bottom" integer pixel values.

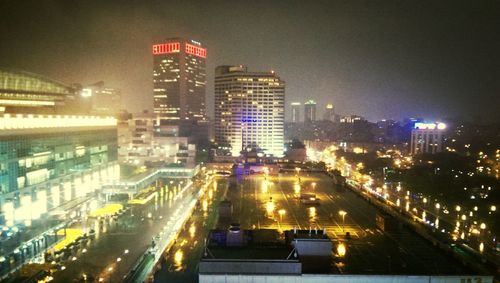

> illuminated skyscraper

[
  {"left": 81, "top": 82, "right": 122, "bottom": 115},
  {"left": 304, "top": 100, "right": 316, "bottom": 123},
  {"left": 215, "top": 65, "right": 285, "bottom": 157},
  {"left": 290, "top": 102, "right": 301, "bottom": 123},
  {"left": 152, "top": 38, "right": 206, "bottom": 121}
]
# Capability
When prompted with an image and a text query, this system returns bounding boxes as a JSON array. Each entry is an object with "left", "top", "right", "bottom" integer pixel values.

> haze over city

[
  {"left": 1, "top": 1, "right": 500, "bottom": 283},
  {"left": 1, "top": 0, "right": 499, "bottom": 121}
]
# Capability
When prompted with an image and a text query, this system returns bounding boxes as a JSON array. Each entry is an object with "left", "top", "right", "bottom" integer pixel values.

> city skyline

[
  {"left": 1, "top": 2, "right": 499, "bottom": 282},
  {"left": 0, "top": 1, "right": 499, "bottom": 122}
]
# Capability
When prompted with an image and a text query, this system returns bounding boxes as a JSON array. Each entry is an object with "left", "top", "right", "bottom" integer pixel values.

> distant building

[
  {"left": 304, "top": 100, "right": 316, "bottom": 123},
  {"left": 410, "top": 122, "right": 446, "bottom": 155},
  {"left": 290, "top": 102, "right": 301, "bottom": 123},
  {"left": 214, "top": 65, "right": 285, "bottom": 157},
  {"left": 285, "top": 139, "right": 307, "bottom": 162},
  {"left": 152, "top": 38, "right": 206, "bottom": 122},
  {"left": 0, "top": 69, "right": 86, "bottom": 115},
  {"left": 323, "top": 103, "right": 335, "bottom": 121},
  {"left": 340, "top": 115, "right": 365, "bottom": 123},
  {"left": 117, "top": 113, "right": 195, "bottom": 167},
  {"left": 82, "top": 82, "right": 122, "bottom": 115}
]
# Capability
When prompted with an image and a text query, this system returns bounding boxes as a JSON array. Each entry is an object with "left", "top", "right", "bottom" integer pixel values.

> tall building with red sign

[{"left": 152, "top": 38, "right": 206, "bottom": 121}]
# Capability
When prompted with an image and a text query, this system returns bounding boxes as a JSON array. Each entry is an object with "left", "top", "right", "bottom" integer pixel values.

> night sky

[{"left": 0, "top": 0, "right": 499, "bottom": 122}]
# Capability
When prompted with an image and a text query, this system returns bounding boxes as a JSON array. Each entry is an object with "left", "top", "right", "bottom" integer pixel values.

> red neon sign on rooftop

[
  {"left": 185, "top": 43, "right": 207, "bottom": 58},
  {"left": 152, "top": 42, "right": 206, "bottom": 58},
  {"left": 152, "top": 42, "right": 180, "bottom": 55}
]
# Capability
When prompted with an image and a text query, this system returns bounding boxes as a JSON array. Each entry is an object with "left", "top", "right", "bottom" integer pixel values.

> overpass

[{"left": 101, "top": 165, "right": 200, "bottom": 195}]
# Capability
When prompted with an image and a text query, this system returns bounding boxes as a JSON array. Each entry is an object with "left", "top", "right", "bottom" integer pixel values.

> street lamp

[
  {"left": 311, "top": 182, "right": 316, "bottom": 190},
  {"left": 339, "top": 210, "right": 347, "bottom": 232},
  {"left": 266, "top": 199, "right": 275, "bottom": 215},
  {"left": 337, "top": 242, "right": 346, "bottom": 257},
  {"left": 278, "top": 209, "right": 286, "bottom": 220}
]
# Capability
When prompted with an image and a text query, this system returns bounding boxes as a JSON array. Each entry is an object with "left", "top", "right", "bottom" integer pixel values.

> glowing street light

[
  {"left": 266, "top": 199, "right": 275, "bottom": 215},
  {"left": 174, "top": 250, "right": 183, "bottom": 266},
  {"left": 294, "top": 182, "right": 301, "bottom": 195},
  {"left": 202, "top": 199, "right": 208, "bottom": 212},
  {"left": 455, "top": 205, "right": 461, "bottom": 220},
  {"left": 278, "top": 209, "right": 286, "bottom": 220},
  {"left": 339, "top": 210, "right": 347, "bottom": 232},
  {"left": 311, "top": 182, "right": 317, "bottom": 190},
  {"left": 337, "top": 242, "right": 346, "bottom": 257},
  {"left": 491, "top": 205, "right": 496, "bottom": 212}
]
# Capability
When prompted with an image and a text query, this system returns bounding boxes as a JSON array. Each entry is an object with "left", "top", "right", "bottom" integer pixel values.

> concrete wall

[
  {"left": 199, "top": 260, "right": 301, "bottom": 275},
  {"left": 292, "top": 239, "right": 332, "bottom": 256}
]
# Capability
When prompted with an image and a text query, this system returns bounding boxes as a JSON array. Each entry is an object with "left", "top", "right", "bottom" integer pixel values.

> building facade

[
  {"left": 117, "top": 114, "right": 195, "bottom": 167},
  {"left": 152, "top": 38, "right": 207, "bottom": 121},
  {"left": 304, "top": 100, "right": 316, "bottom": 123},
  {"left": 340, "top": 115, "right": 366, "bottom": 124},
  {"left": 215, "top": 65, "right": 285, "bottom": 157},
  {"left": 82, "top": 82, "right": 122, "bottom": 115},
  {"left": 410, "top": 122, "right": 446, "bottom": 155},
  {"left": 323, "top": 103, "right": 335, "bottom": 121},
  {"left": 291, "top": 102, "right": 301, "bottom": 123},
  {"left": 0, "top": 114, "right": 119, "bottom": 226}
]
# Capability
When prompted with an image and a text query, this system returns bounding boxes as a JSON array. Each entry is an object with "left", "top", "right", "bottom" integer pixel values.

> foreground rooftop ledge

[
  {"left": 199, "top": 274, "right": 494, "bottom": 282},
  {"left": 199, "top": 260, "right": 302, "bottom": 275}
]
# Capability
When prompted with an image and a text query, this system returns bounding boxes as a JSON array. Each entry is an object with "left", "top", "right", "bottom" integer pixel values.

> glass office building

[{"left": 0, "top": 114, "right": 118, "bottom": 226}]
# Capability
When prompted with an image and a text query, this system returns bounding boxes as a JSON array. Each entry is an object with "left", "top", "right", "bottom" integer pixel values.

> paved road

[
  {"left": 153, "top": 178, "right": 227, "bottom": 283},
  {"left": 51, "top": 180, "right": 196, "bottom": 282}
]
